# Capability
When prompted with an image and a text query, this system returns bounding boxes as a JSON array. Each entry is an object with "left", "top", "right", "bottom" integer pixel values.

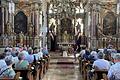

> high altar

[{"left": 47, "top": 0, "right": 85, "bottom": 50}]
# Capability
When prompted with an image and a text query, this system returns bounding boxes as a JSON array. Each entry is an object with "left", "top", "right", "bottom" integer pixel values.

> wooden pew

[
  {"left": 94, "top": 69, "right": 108, "bottom": 80},
  {"left": 0, "top": 72, "right": 20, "bottom": 80},
  {"left": 82, "top": 60, "right": 92, "bottom": 80},
  {"left": 46, "top": 55, "right": 50, "bottom": 70},
  {"left": 78, "top": 56, "right": 82, "bottom": 72},
  {"left": 31, "top": 59, "right": 45, "bottom": 80},
  {"left": 29, "top": 56, "right": 50, "bottom": 80},
  {"left": 30, "top": 61, "right": 41, "bottom": 80},
  {"left": 36, "top": 61, "right": 44, "bottom": 80},
  {"left": 43, "top": 55, "right": 50, "bottom": 74},
  {"left": 38, "top": 60, "right": 44, "bottom": 80},
  {"left": 14, "top": 69, "right": 30, "bottom": 80},
  {"left": 14, "top": 72, "right": 21, "bottom": 80}
]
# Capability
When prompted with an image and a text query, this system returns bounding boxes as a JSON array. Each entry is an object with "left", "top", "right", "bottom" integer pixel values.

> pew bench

[
  {"left": 14, "top": 69, "right": 31, "bottom": 80},
  {"left": 93, "top": 69, "right": 108, "bottom": 80},
  {"left": 0, "top": 72, "right": 20, "bottom": 80}
]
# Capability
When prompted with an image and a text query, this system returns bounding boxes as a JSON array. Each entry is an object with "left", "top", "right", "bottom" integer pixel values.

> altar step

[
  {"left": 49, "top": 63, "right": 75, "bottom": 69},
  {"left": 49, "top": 52, "right": 79, "bottom": 65},
  {"left": 50, "top": 57, "right": 78, "bottom": 65}
]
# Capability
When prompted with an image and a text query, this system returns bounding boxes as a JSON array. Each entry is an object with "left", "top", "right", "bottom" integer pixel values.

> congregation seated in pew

[
  {"left": 78, "top": 47, "right": 120, "bottom": 80},
  {"left": 0, "top": 45, "right": 50, "bottom": 80},
  {"left": 88, "top": 52, "right": 110, "bottom": 80}
]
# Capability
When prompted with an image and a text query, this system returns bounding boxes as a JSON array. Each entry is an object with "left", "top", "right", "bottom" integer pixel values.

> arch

[{"left": 14, "top": 11, "right": 27, "bottom": 34}]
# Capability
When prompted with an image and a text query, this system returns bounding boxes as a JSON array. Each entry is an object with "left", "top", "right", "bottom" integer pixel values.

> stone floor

[{"left": 42, "top": 52, "right": 83, "bottom": 80}]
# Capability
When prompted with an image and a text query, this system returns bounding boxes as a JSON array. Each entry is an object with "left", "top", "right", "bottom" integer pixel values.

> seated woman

[
  {"left": 33, "top": 47, "right": 39, "bottom": 61},
  {"left": 26, "top": 48, "right": 34, "bottom": 63},
  {"left": 42, "top": 47, "right": 49, "bottom": 57},
  {"left": 0, "top": 58, "right": 15, "bottom": 79},
  {"left": 104, "top": 51, "right": 114, "bottom": 65},
  {"left": 15, "top": 52, "right": 29, "bottom": 69}
]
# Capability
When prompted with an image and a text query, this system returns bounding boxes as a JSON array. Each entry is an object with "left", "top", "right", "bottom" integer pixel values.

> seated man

[
  {"left": 15, "top": 52, "right": 29, "bottom": 80},
  {"left": 42, "top": 47, "right": 49, "bottom": 57},
  {"left": 21, "top": 47, "right": 29, "bottom": 60},
  {"left": 26, "top": 48, "right": 34, "bottom": 63},
  {"left": 90, "top": 49, "right": 98, "bottom": 60},
  {"left": 79, "top": 47, "right": 86, "bottom": 59},
  {"left": 83, "top": 49, "right": 90, "bottom": 61},
  {"left": 0, "top": 58, "right": 15, "bottom": 78},
  {"left": 38, "top": 48, "right": 43, "bottom": 59},
  {"left": 92, "top": 51, "right": 110, "bottom": 70},
  {"left": 107, "top": 54, "right": 120, "bottom": 80},
  {"left": 89, "top": 52, "right": 110, "bottom": 80}
]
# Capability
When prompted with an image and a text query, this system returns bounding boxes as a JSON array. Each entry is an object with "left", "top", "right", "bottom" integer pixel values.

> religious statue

[
  {"left": 75, "top": 22, "right": 81, "bottom": 35},
  {"left": 19, "top": 31, "right": 24, "bottom": 45},
  {"left": 63, "top": 30, "right": 69, "bottom": 42},
  {"left": 29, "top": 25, "right": 33, "bottom": 36},
  {"left": 6, "top": 22, "right": 12, "bottom": 35},
  {"left": 75, "top": 32, "right": 81, "bottom": 52},
  {"left": 50, "top": 23, "right": 55, "bottom": 32},
  {"left": 49, "top": 31, "right": 57, "bottom": 51}
]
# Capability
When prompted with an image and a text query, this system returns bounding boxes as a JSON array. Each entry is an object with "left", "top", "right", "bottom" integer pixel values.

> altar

[
  {"left": 57, "top": 42, "right": 75, "bottom": 57},
  {"left": 57, "top": 42, "right": 75, "bottom": 51}
]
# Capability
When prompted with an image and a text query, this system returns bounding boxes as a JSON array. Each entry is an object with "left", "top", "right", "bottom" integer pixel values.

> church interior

[{"left": 0, "top": 0, "right": 120, "bottom": 80}]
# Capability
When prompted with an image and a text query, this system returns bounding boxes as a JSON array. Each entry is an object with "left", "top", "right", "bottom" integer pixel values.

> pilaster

[
  {"left": 41, "top": 0, "right": 48, "bottom": 48},
  {"left": 117, "top": 0, "right": 120, "bottom": 35}
]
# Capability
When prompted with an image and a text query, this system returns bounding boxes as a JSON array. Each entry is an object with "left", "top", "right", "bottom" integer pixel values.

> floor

[{"left": 42, "top": 52, "right": 83, "bottom": 80}]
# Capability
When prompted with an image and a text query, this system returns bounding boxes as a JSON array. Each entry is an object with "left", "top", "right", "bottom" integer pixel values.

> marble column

[
  {"left": 41, "top": 0, "right": 48, "bottom": 48},
  {"left": 2, "top": 7, "right": 4, "bottom": 34},
  {"left": 35, "top": 3, "right": 39, "bottom": 36},
  {"left": 117, "top": 0, "right": 120, "bottom": 34},
  {"left": 90, "top": 6, "right": 95, "bottom": 48},
  {"left": 2, "top": 7, "right": 5, "bottom": 46},
  {"left": 87, "top": 12, "right": 91, "bottom": 49},
  {"left": 39, "top": 11, "right": 43, "bottom": 48}
]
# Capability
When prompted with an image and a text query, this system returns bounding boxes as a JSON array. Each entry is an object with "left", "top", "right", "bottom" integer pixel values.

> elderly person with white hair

[
  {"left": 15, "top": 52, "right": 29, "bottom": 69},
  {"left": 92, "top": 51, "right": 110, "bottom": 70},
  {"left": 90, "top": 48, "right": 98, "bottom": 60},
  {"left": 107, "top": 54, "right": 120, "bottom": 80}
]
